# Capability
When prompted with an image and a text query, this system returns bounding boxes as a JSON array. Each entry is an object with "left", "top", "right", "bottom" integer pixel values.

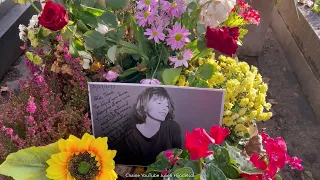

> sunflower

[{"left": 46, "top": 133, "right": 117, "bottom": 180}]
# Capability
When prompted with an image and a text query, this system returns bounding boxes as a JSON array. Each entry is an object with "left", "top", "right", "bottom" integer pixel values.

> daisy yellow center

[
  {"left": 145, "top": 0, "right": 151, "bottom": 5},
  {"left": 171, "top": 2, "right": 178, "bottom": 8},
  {"left": 175, "top": 34, "right": 182, "bottom": 41},
  {"left": 144, "top": 12, "right": 150, "bottom": 18},
  {"left": 68, "top": 152, "right": 100, "bottom": 180},
  {"left": 152, "top": 31, "right": 158, "bottom": 36}
]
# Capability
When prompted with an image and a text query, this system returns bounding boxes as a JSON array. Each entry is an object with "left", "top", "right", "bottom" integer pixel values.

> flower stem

[
  {"left": 151, "top": 45, "right": 163, "bottom": 79},
  {"left": 29, "top": 0, "right": 41, "bottom": 14},
  {"left": 198, "top": 158, "right": 203, "bottom": 172}
]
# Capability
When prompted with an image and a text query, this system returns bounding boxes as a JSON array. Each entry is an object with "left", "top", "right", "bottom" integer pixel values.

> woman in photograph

[{"left": 115, "top": 87, "right": 182, "bottom": 166}]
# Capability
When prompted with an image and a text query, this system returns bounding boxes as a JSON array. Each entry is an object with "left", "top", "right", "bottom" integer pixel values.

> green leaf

[
  {"left": 105, "top": 0, "right": 129, "bottom": 10},
  {"left": 61, "top": 26, "right": 73, "bottom": 41},
  {"left": 83, "top": 30, "right": 107, "bottom": 49},
  {"left": 162, "top": 68, "right": 182, "bottom": 85},
  {"left": 226, "top": 143, "right": 263, "bottom": 175},
  {"left": 119, "top": 67, "right": 138, "bottom": 79},
  {"left": 81, "top": 5, "right": 105, "bottom": 16},
  {"left": 220, "top": 164, "right": 239, "bottom": 179},
  {"left": 81, "top": 0, "right": 95, "bottom": 7},
  {"left": 0, "top": 143, "right": 59, "bottom": 180},
  {"left": 193, "top": 79, "right": 210, "bottom": 88},
  {"left": 201, "top": 163, "right": 227, "bottom": 180},
  {"left": 79, "top": 11, "right": 98, "bottom": 28},
  {"left": 208, "top": 145, "right": 230, "bottom": 167},
  {"left": 194, "top": 174, "right": 200, "bottom": 180},
  {"left": 172, "top": 159, "right": 201, "bottom": 175},
  {"left": 197, "top": 37, "right": 207, "bottom": 52},
  {"left": 77, "top": 20, "right": 90, "bottom": 32},
  {"left": 196, "top": 24, "right": 206, "bottom": 34},
  {"left": 146, "top": 158, "right": 170, "bottom": 173},
  {"left": 199, "top": 63, "right": 216, "bottom": 80},
  {"left": 275, "top": 174, "right": 282, "bottom": 180},
  {"left": 97, "top": 10, "right": 118, "bottom": 27},
  {"left": 107, "top": 45, "right": 117, "bottom": 63},
  {"left": 187, "top": 2, "right": 197, "bottom": 10},
  {"left": 172, "top": 167, "right": 194, "bottom": 180},
  {"left": 130, "top": 15, "right": 151, "bottom": 58},
  {"left": 69, "top": 39, "right": 80, "bottom": 57},
  {"left": 222, "top": 12, "right": 249, "bottom": 28}
]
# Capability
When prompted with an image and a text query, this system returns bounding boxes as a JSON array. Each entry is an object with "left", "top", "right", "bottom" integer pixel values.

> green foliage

[
  {"left": 222, "top": 12, "right": 249, "bottom": 28},
  {"left": 162, "top": 68, "right": 182, "bottom": 85},
  {"left": 201, "top": 163, "right": 227, "bottom": 180},
  {"left": 199, "top": 63, "right": 216, "bottom": 80},
  {"left": 0, "top": 143, "right": 59, "bottom": 180},
  {"left": 97, "top": 10, "right": 118, "bottom": 27},
  {"left": 83, "top": 30, "right": 107, "bottom": 48},
  {"left": 105, "top": 0, "right": 129, "bottom": 10}
]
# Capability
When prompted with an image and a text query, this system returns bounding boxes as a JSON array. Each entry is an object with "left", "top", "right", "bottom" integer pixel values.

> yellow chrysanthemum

[{"left": 46, "top": 133, "right": 117, "bottom": 180}]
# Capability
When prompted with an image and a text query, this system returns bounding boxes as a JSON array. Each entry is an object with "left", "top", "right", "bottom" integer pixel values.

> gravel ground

[
  {"left": 1, "top": 28, "right": 320, "bottom": 180},
  {"left": 240, "top": 28, "right": 320, "bottom": 180}
]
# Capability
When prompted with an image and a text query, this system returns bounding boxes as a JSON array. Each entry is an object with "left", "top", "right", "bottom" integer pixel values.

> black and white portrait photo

[{"left": 88, "top": 82, "right": 225, "bottom": 166}]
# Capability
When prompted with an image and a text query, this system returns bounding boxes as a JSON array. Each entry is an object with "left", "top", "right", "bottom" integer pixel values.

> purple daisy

[
  {"left": 135, "top": 8, "right": 157, "bottom": 27},
  {"left": 169, "top": 49, "right": 194, "bottom": 68},
  {"left": 162, "top": 0, "right": 185, "bottom": 18},
  {"left": 144, "top": 26, "right": 166, "bottom": 43},
  {"left": 136, "top": 0, "right": 158, "bottom": 11},
  {"left": 166, "top": 23, "right": 191, "bottom": 50}
]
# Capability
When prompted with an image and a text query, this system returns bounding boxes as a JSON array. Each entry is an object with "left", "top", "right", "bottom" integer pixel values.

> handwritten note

[{"left": 89, "top": 84, "right": 133, "bottom": 147}]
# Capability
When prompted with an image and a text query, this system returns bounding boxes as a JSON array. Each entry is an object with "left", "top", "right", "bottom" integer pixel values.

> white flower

[
  {"left": 95, "top": 23, "right": 109, "bottom": 35},
  {"left": 82, "top": 59, "right": 91, "bottom": 69},
  {"left": 28, "top": 15, "right": 39, "bottom": 29},
  {"left": 78, "top": 51, "right": 93, "bottom": 69},
  {"left": 198, "top": 0, "right": 236, "bottom": 28},
  {"left": 18, "top": 24, "right": 27, "bottom": 42}
]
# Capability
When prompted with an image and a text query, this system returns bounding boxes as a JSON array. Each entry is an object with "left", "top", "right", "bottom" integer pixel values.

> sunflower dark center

[{"left": 68, "top": 152, "right": 100, "bottom": 180}]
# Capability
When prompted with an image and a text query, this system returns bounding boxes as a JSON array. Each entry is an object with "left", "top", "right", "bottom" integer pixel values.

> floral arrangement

[
  {"left": 145, "top": 126, "right": 303, "bottom": 180},
  {"left": 175, "top": 52, "right": 272, "bottom": 142},
  {"left": 0, "top": 126, "right": 302, "bottom": 180},
  {"left": 0, "top": 0, "right": 304, "bottom": 179}
]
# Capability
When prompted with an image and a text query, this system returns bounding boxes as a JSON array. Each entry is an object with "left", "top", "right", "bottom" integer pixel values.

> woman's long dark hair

[{"left": 133, "top": 87, "right": 175, "bottom": 124}]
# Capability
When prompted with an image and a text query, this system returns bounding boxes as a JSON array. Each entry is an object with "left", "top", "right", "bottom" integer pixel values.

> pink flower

[
  {"left": 135, "top": 8, "right": 157, "bottom": 27},
  {"left": 250, "top": 153, "right": 267, "bottom": 170},
  {"left": 185, "top": 128, "right": 215, "bottom": 160},
  {"left": 165, "top": 150, "right": 174, "bottom": 159},
  {"left": 26, "top": 96, "right": 37, "bottom": 114},
  {"left": 166, "top": 23, "right": 191, "bottom": 50},
  {"left": 209, "top": 126, "right": 230, "bottom": 144},
  {"left": 169, "top": 49, "right": 193, "bottom": 68},
  {"left": 161, "top": 169, "right": 169, "bottom": 176},
  {"left": 155, "top": 12, "right": 171, "bottom": 27},
  {"left": 6, "top": 128, "right": 13, "bottom": 136},
  {"left": 136, "top": 0, "right": 158, "bottom": 10},
  {"left": 265, "top": 137, "right": 288, "bottom": 177},
  {"left": 27, "top": 116, "right": 35, "bottom": 123},
  {"left": 162, "top": 0, "right": 185, "bottom": 18},
  {"left": 140, "top": 78, "right": 161, "bottom": 84},
  {"left": 56, "top": 35, "right": 62, "bottom": 41},
  {"left": 144, "top": 26, "right": 165, "bottom": 43},
  {"left": 288, "top": 157, "right": 303, "bottom": 170},
  {"left": 103, "top": 70, "right": 119, "bottom": 82},
  {"left": 35, "top": 74, "right": 44, "bottom": 85}
]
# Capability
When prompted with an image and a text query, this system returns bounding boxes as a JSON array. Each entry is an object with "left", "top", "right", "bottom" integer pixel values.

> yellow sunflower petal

[
  {"left": 46, "top": 164, "right": 68, "bottom": 176},
  {"left": 67, "top": 173, "right": 74, "bottom": 180},
  {"left": 58, "top": 139, "right": 67, "bottom": 152},
  {"left": 46, "top": 154, "right": 65, "bottom": 166},
  {"left": 46, "top": 172, "right": 67, "bottom": 180},
  {"left": 98, "top": 170, "right": 117, "bottom": 180},
  {"left": 59, "top": 152, "right": 72, "bottom": 163}
]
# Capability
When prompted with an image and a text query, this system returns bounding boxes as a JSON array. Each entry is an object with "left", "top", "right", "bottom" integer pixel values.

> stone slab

[
  {"left": 0, "top": 2, "right": 40, "bottom": 80},
  {"left": 270, "top": 8, "right": 320, "bottom": 121}
]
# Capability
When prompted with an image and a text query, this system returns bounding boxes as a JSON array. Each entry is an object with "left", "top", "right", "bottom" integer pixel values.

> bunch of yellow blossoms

[{"left": 178, "top": 54, "right": 272, "bottom": 137}]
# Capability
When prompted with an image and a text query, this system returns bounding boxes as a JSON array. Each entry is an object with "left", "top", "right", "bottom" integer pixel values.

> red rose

[
  {"left": 209, "top": 126, "right": 230, "bottom": 144},
  {"left": 185, "top": 128, "right": 215, "bottom": 160},
  {"left": 205, "top": 26, "right": 240, "bottom": 57},
  {"left": 38, "top": 1, "right": 69, "bottom": 31}
]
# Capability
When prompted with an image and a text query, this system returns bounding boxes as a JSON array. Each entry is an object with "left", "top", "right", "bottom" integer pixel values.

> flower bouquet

[
  {"left": 0, "top": 126, "right": 302, "bottom": 180},
  {"left": 0, "top": 0, "right": 304, "bottom": 179}
]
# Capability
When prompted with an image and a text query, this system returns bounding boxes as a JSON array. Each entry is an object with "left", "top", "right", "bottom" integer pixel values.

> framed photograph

[{"left": 88, "top": 82, "right": 225, "bottom": 166}]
